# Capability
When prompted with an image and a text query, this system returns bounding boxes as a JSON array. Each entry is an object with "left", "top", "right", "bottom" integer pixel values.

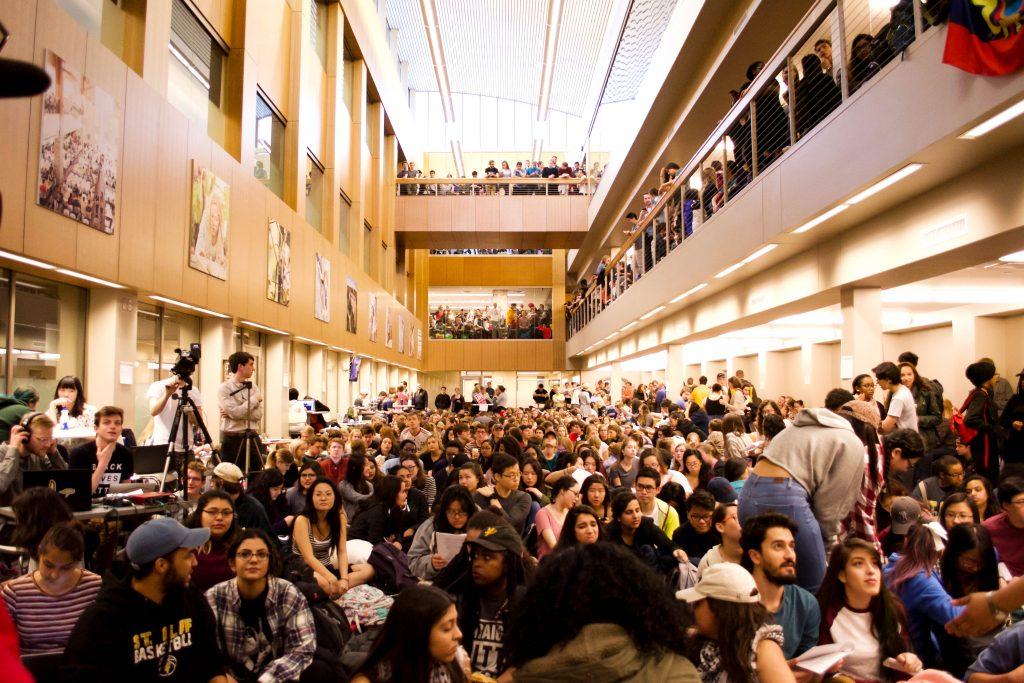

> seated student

[
  {"left": 672, "top": 490, "right": 721, "bottom": 563},
  {"left": 210, "top": 462, "right": 273, "bottom": 537},
  {"left": 911, "top": 454, "right": 965, "bottom": 513},
  {"left": 446, "top": 522, "right": 532, "bottom": 679},
  {"left": 504, "top": 543, "right": 698, "bottom": 680},
  {"left": 187, "top": 489, "right": 242, "bottom": 593},
  {"left": 286, "top": 461, "right": 321, "bottom": 516},
  {"left": 206, "top": 529, "right": 317, "bottom": 683},
  {"left": 10, "top": 486, "right": 73, "bottom": 570},
  {"left": 248, "top": 468, "right": 293, "bottom": 535},
  {"left": 635, "top": 466, "right": 680, "bottom": 539},
  {"left": 740, "top": 513, "right": 820, "bottom": 662},
  {"left": 884, "top": 522, "right": 965, "bottom": 669},
  {"left": 642, "top": 448, "right": 689, "bottom": 493},
  {"left": 534, "top": 477, "right": 579, "bottom": 559},
  {"left": 408, "top": 485, "right": 475, "bottom": 580},
  {"left": 607, "top": 491, "right": 688, "bottom": 574},
  {"left": 939, "top": 492, "right": 981, "bottom": 532},
  {"left": 983, "top": 477, "right": 1024, "bottom": 578},
  {"left": 182, "top": 460, "right": 207, "bottom": 504},
  {"left": 339, "top": 453, "right": 375, "bottom": 521},
  {"left": 941, "top": 523, "right": 1003, "bottom": 676},
  {"left": 349, "top": 474, "right": 418, "bottom": 550},
  {"left": 724, "top": 456, "right": 750, "bottom": 494},
  {"left": 0, "top": 386, "right": 40, "bottom": 444},
  {"left": 677, "top": 563, "right": 793, "bottom": 683},
  {"left": 966, "top": 621, "right": 1024, "bottom": 682},
  {"left": 579, "top": 474, "right": 612, "bottom": 526},
  {"left": 818, "top": 537, "right": 923, "bottom": 680},
  {"left": 697, "top": 503, "right": 743, "bottom": 579},
  {"left": 555, "top": 505, "right": 605, "bottom": 550},
  {"left": 69, "top": 406, "right": 134, "bottom": 496},
  {"left": 396, "top": 457, "right": 432, "bottom": 525},
  {"left": 291, "top": 476, "right": 373, "bottom": 599},
  {"left": 607, "top": 434, "right": 641, "bottom": 489},
  {"left": 2, "top": 523, "right": 101, "bottom": 653},
  {"left": 351, "top": 585, "right": 470, "bottom": 683},
  {"left": 60, "top": 516, "right": 226, "bottom": 682},
  {"left": 472, "top": 454, "right": 532, "bottom": 534},
  {"left": 0, "top": 414, "right": 68, "bottom": 506},
  {"left": 318, "top": 437, "right": 347, "bottom": 485}
]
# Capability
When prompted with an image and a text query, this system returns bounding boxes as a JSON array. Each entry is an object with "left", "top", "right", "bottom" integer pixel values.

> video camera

[{"left": 171, "top": 343, "right": 202, "bottom": 383}]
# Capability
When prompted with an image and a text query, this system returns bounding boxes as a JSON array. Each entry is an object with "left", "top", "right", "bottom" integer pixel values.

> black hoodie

[{"left": 60, "top": 570, "right": 225, "bottom": 682}]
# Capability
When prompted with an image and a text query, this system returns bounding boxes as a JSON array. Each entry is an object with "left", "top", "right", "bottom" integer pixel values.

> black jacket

[
  {"left": 1001, "top": 391, "right": 1024, "bottom": 464},
  {"left": 61, "top": 571, "right": 225, "bottom": 682},
  {"left": 435, "top": 393, "right": 452, "bottom": 410},
  {"left": 234, "top": 492, "right": 274, "bottom": 537},
  {"left": 413, "top": 389, "right": 428, "bottom": 411}
]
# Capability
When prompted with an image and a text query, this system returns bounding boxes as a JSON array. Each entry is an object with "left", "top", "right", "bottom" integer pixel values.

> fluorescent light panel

[
  {"left": 671, "top": 282, "right": 708, "bottom": 303},
  {"left": 639, "top": 305, "right": 665, "bottom": 320},
  {"left": 847, "top": 164, "right": 923, "bottom": 204},
  {"left": 149, "top": 295, "right": 230, "bottom": 319},
  {"left": 793, "top": 204, "right": 849, "bottom": 234},
  {"left": 960, "top": 99, "right": 1024, "bottom": 139},
  {"left": 622, "top": 320, "right": 638, "bottom": 330},
  {"left": 0, "top": 250, "right": 54, "bottom": 270},
  {"left": 293, "top": 336, "right": 326, "bottom": 346},
  {"left": 240, "top": 320, "right": 287, "bottom": 335},
  {"left": 54, "top": 268, "right": 125, "bottom": 289},
  {"left": 715, "top": 244, "right": 778, "bottom": 279},
  {"left": 999, "top": 249, "right": 1024, "bottom": 263}
]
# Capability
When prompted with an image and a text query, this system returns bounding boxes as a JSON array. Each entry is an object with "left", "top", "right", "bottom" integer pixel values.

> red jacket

[{"left": 319, "top": 456, "right": 348, "bottom": 485}]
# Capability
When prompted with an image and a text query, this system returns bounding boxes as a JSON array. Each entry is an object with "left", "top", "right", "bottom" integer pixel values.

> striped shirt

[{"left": 2, "top": 570, "right": 102, "bottom": 653}]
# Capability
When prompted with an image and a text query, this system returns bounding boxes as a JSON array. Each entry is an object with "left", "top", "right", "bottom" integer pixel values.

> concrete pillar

[
  {"left": 308, "top": 346, "right": 326, "bottom": 401},
  {"left": 199, "top": 318, "right": 234, "bottom": 443},
  {"left": 85, "top": 290, "right": 137, "bottom": 413},
  {"left": 609, "top": 363, "right": 622, "bottom": 405},
  {"left": 666, "top": 344, "right": 685, "bottom": 396},
  {"left": 264, "top": 335, "right": 289, "bottom": 438},
  {"left": 951, "top": 313, "right": 1008, "bottom": 403},
  {"left": 840, "top": 287, "right": 883, "bottom": 383}
]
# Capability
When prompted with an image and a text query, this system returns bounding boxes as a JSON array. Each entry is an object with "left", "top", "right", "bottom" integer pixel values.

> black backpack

[{"left": 367, "top": 542, "right": 419, "bottom": 595}]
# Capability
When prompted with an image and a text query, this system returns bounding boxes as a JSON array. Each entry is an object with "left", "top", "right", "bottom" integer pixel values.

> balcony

[
  {"left": 567, "top": 0, "right": 1024, "bottom": 355},
  {"left": 394, "top": 178, "right": 590, "bottom": 250}
]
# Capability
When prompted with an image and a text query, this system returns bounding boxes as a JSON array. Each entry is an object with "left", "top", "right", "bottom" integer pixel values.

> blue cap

[
  {"left": 126, "top": 516, "right": 210, "bottom": 566},
  {"left": 706, "top": 477, "right": 738, "bottom": 504}
]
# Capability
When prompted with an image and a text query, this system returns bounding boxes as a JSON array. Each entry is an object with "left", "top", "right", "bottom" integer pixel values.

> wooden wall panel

[
  {"left": 252, "top": 0, "right": 292, "bottom": 116},
  {"left": 191, "top": 0, "right": 235, "bottom": 45},
  {"left": 0, "top": 0, "right": 37, "bottom": 252},
  {"left": 427, "top": 255, "right": 553, "bottom": 287},
  {"left": 422, "top": 340, "right": 557, "bottom": 371},
  {"left": 117, "top": 71, "right": 160, "bottom": 290},
  {"left": 152, "top": 105, "right": 189, "bottom": 298}
]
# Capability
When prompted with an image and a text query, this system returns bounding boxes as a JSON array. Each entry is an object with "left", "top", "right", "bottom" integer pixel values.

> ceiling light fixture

[
  {"left": 715, "top": 244, "right": 778, "bottom": 279},
  {"left": 420, "top": 0, "right": 453, "bottom": 122},
  {"left": 960, "top": 99, "right": 1024, "bottom": 139},
  {"left": 792, "top": 204, "right": 850, "bottom": 234},
  {"left": 622, "top": 320, "right": 638, "bottom": 330},
  {"left": 670, "top": 282, "right": 708, "bottom": 303},
  {"left": 0, "top": 250, "right": 55, "bottom": 270},
  {"left": 999, "top": 249, "right": 1024, "bottom": 263},
  {"left": 293, "top": 336, "right": 326, "bottom": 346},
  {"left": 537, "top": 0, "right": 565, "bottom": 120},
  {"left": 639, "top": 305, "right": 665, "bottom": 321},
  {"left": 149, "top": 295, "right": 230, "bottom": 319},
  {"left": 240, "top": 320, "right": 287, "bottom": 335},
  {"left": 54, "top": 268, "right": 125, "bottom": 289},
  {"left": 846, "top": 164, "right": 923, "bottom": 204}
]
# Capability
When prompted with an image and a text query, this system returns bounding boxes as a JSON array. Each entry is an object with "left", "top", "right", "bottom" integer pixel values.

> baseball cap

[
  {"left": 465, "top": 524, "right": 523, "bottom": 554},
  {"left": 677, "top": 563, "right": 760, "bottom": 604},
  {"left": 706, "top": 477, "right": 738, "bottom": 504},
  {"left": 890, "top": 496, "right": 922, "bottom": 535},
  {"left": 213, "top": 462, "right": 243, "bottom": 484},
  {"left": 126, "top": 516, "right": 210, "bottom": 566}
]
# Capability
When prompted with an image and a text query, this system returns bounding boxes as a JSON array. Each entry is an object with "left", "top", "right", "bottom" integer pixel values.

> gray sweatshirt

[
  {"left": 0, "top": 443, "right": 68, "bottom": 506},
  {"left": 761, "top": 408, "right": 865, "bottom": 548}
]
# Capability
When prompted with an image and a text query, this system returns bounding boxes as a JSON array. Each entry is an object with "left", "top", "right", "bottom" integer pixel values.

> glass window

[
  {"left": 167, "top": 0, "right": 225, "bottom": 137},
  {"left": 305, "top": 153, "right": 324, "bottom": 233},
  {"left": 310, "top": 0, "right": 328, "bottom": 70},
  {"left": 134, "top": 303, "right": 160, "bottom": 432},
  {"left": 363, "top": 222, "right": 373, "bottom": 275},
  {"left": 255, "top": 92, "right": 286, "bottom": 199},
  {"left": 12, "top": 274, "right": 86, "bottom": 404},
  {"left": 338, "top": 193, "right": 351, "bottom": 254},
  {"left": 428, "top": 287, "right": 553, "bottom": 339}
]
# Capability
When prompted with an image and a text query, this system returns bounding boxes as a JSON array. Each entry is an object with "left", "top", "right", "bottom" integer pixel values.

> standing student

[
  {"left": 964, "top": 360, "right": 1002, "bottom": 485},
  {"left": 69, "top": 406, "right": 134, "bottom": 496},
  {"left": 874, "top": 362, "right": 919, "bottom": 434},
  {"left": 217, "top": 351, "right": 265, "bottom": 469}
]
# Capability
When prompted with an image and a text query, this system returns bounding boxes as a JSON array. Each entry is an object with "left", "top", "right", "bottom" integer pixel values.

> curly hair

[{"left": 504, "top": 543, "right": 691, "bottom": 667}]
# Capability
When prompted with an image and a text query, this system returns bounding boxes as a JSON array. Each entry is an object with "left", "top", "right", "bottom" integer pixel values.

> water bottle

[{"left": 59, "top": 407, "right": 70, "bottom": 430}]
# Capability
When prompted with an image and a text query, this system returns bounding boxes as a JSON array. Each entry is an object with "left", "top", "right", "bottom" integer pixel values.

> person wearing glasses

[
  {"left": 206, "top": 529, "right": 317, "bottom": 683},
  {"left": 672, "top": 490, "right": 720, "bottom": 564},
  {"left": 187, "top": 489, "right": 241, "bottom": 593},
  {"left": 408, "top": 486, "right": 476, "bottom": 580},
  {"left": 473, "top": 454, "right": 531, "bottom": 534}
]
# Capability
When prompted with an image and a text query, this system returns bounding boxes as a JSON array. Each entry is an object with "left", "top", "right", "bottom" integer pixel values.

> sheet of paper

[
  {"left": 434, "top": 532, "right": 466, "bottom": 561},
  {"left": 571, "top": 468, "right": 591, "bottom": 487},
  {"left": 119, "top": 361, "right": 134, "bottom": 385},
  {"left": 794, "top": 643, "right": 853, "bottom": 675}
]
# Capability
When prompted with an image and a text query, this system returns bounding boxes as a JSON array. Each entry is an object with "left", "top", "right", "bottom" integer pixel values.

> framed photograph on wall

[
  {"left": 267, "top": 220, "right": 291, "bottom": 305},
  {"left": 346, "top": 278, "right": 357, "bottom": 333},
  {"left": 369, "top": 294, "right": 378, "bottom": 342},
  {"left": 314, "top": 253, "right": 331, "bottom": 322},
  {"left": 385, "top": 305, "right": 393, "bottom": 348},
  {"left": 189, "top": 161, "right": 230, "bottom": 280}
]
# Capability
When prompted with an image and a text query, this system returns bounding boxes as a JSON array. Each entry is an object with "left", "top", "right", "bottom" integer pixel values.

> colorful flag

[{"left": 943, "top": 0, "right": 1024, "bottom": 76}]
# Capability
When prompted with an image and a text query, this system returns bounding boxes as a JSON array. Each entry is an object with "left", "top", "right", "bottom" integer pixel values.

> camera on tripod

[{"left": 171, "top": 343, "right": 201, "bottom": 383}]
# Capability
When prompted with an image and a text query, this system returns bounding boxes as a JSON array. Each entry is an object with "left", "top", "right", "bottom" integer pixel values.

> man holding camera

[
  {"left": 217, "top": 351, "right": 265, "bottom": 470},
  {"left": 147, "top": 372, "right": 204, "bottom": 450},
  {"left": 0, "top": 413, "right": 68, "bottom": 505}
]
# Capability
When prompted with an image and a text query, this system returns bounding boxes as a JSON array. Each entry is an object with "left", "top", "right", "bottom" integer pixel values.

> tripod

[
  {"left": 164, "top": 376, "right": 217, "bottom": 492},
  {"left": 228, "top": 381, "right": 265, "bottom": 474}
]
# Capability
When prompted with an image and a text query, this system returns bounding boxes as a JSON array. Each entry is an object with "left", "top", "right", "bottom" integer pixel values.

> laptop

[
  {"left": 132, "top": 445, "right": 172, "bottom": 475},
  {"left": 23, "top": 469, "right": 92, "bottom": 512}
]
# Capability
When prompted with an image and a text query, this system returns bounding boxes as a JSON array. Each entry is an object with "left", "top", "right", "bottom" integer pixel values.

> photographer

[
  {"left": 217, "top": 351, "right": 265, "bottom": 469},
  {"left": 0, "top": 413, "right": 68, "bottom": 505},
  {"left": 146, "top": 367, "right": 204, "bottom": 449}
]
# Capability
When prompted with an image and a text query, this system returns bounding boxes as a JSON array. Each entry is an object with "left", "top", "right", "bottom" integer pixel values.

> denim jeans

[{"left": 737, "top": 473, "right": 826, "bottom": 592}]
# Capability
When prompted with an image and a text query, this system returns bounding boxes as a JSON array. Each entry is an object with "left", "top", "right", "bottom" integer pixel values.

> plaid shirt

[
  {"left": 838, "top": 444, "right": 884, "bottom": 557},
  {"left": 206, "top": 576, "right": 316, "bottom": 683}
]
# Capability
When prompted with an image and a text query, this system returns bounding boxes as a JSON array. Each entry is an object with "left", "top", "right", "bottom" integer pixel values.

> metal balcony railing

[{"left": 567, "top": 0, "right": 947, "bottom": 338}]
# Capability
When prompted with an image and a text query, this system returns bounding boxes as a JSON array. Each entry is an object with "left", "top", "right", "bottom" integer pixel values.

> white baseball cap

[{"left": 676, "top": 563, "right": 760, "bottom": 604}]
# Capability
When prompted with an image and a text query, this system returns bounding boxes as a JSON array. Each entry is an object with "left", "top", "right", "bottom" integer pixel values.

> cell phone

[{"left": 882, "top": 657, "right": 915, "bottom": 673}]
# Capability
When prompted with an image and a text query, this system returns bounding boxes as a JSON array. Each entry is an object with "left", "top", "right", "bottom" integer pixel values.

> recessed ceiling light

[
  {"left": 149, "top": 295, "right": 230, "bottom": 319},
  {"left": 999, "top": 249, "right": 1024, "bottom": 263},
  {"left": 792, "top": 204, "right": 850, "bottom": 234},
  {"left": 671, "top": 282, "right": 708, "bottom": 303},
  {"left": 240, "top": 320, "right": 287, "bottom": 335},
  {"left": 846, "top": 164, "right": 923, "bottom": 204},
  {"left": 639, "top": 305, "right": 665, "bottom": 320},
  {"left": 0, "top": 250, "right": 55, "bottom": 270},
  {"left": 54, "top": 268, "right": 125, "bottom": 289},
  {"left": 960, "top": 99, "right": 1024, "bottom": 139}
]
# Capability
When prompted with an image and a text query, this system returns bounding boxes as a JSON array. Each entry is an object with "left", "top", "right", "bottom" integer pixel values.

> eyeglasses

[
  {"left": 502, "top": 471, "right": 522, "bottom": 480},
  {"left": 447, "top": 508, "right": 469, "bottom": 518},
  {"left": 202, "top": 508, "right": 234, "bottom": 518},
  {"left": 688, "top": 512, "right": 713, "bottom": 522},
  {"left": 944, "top": 512, "right": 974, "bottom": 522},
  {"left": 236, "top": 550, "right": 270, "bottom": 561},
  {"left": 635, "top": 483, "right": 657, "bottom": 492}
]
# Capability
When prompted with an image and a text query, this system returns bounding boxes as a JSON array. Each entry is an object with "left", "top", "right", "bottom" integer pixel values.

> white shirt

[
  {"left": 146, "top": 379, "right": 203, "bottom": 447},
  {"left": 661, "top": 468, "right": 692, "bottom": 494},
  {"left": 829, "top": 607, "right": 882, "bottom": 681},
  {"left": 886, "top": 384, "right": 919, "bottom": 432}
]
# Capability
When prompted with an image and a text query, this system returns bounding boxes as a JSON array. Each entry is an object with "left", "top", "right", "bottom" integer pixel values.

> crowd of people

[
  {"left": 397, "top": 157, "right": 606, "bottom": 196},
  {"left": 430, "top": 303, "right": 553, "bottom": 339},
  {"left": 2, "top": 345, "right": 1023, "bottom": 682},
  {"left": 37, "top": 129, "right": 116, "bottom": 233}
]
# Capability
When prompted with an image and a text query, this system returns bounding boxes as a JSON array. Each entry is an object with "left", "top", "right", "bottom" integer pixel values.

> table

[{"left": 0, "top": 500, "right": 183, "bottom": 522}]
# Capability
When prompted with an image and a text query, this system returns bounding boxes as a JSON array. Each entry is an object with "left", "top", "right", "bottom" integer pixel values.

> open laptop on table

[
  {"left": 130, "top": 444, "right": 176, "bottom": 492},
  {"left": 23, "top": 469, "right": 92, "bottom": 512}
]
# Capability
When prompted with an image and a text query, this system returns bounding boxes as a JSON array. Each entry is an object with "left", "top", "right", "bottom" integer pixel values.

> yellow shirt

[{"left": 690, "top": 384, "right": 710, "bottom": 408}]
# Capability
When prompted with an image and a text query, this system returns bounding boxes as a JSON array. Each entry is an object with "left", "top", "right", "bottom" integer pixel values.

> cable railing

[
  {"left": 396, "top": 177, "right": 590, "bottom": 196},
  {"left": 567, "top": 0, "right": 948, "bottom": 338}
]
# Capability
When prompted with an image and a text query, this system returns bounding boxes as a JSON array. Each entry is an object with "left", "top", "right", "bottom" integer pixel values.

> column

[
  {"left": 666, "top": 344, "right": 685, "bottom": 396},
  {"left": 840, "top": 287, "right": 883, "bottom": 383},
  {"left": 308, "top": 346, "right": 326, "bottom": 401},
  {"left": 199, "top": 318, "right": 234, "bottom": 444},
  {"left": 951, "top": 313, "right": 1007, "bottom": 403},
  {"left": 609, "top": 362, "right": 622, "bottom": 405},
  {"left": 85, "top": 290, "right": 138, "bottom": 412},
  {"left": 264, "top": 335, "right": 289, "bottom": 438}
]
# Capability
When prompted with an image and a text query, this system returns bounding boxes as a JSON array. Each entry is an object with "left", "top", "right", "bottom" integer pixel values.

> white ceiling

[{"left": 385, "top": 0, "right": 615, "bottom": 117}]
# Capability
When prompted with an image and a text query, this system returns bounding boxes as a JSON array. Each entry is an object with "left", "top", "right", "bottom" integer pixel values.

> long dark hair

[
  {"left": 11, "top": 487, "right": 73, "bottom": 559},
  {"left": 54, "top": 375, "right": 86, "bottom": 417},
  {"left": 682, "top": 448, "right": 712, "bottom": 489},
  {"left": 703, "top": 598, "right": 772, "bottom": 681},
  {"left": 357, "top": 585, "right": 467, "bottom": 683},
  {"left": 505, "top": 543, "right": 690, "bottom": 667},
  {"left": 374, "top": 474, "right": 404, "bottom": 509},
  {"left": 556, "top": 505, "right": 605, "bottom": 548},
  {"left": 188, "top": 490, "right": 240, "bottom": 550},
  {"left": 579, "top": 474, "right": 610, "bottom": 521},
  {"left": 249, "top": 468, "right": 285, "bottom": 514},
  {"left": 964, "top": 474, "right": 1000, "bottom": 519},
  {"left": 818, "top": 538, "right": 907, "bottom": 664},
  {"left": 301, "top": 477, "right": 343, "bottom": 544},
  {"left": 228, "top": 528, "right": 282, "bottom": 578},
  {"left": 888, "top": 523, "right": 941, "bottom": 591},
  {"left": 344, "top": 453, "right": 372, "bottom": 494},
  {"left": 840, "top": 408, "right": 883, "bottom": 488},
  {"left": 941, "top": 524, "right": 999, "bottom": 598},
  {"left": 433, "top": 485, "right": 475, "bottom": 534}
]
